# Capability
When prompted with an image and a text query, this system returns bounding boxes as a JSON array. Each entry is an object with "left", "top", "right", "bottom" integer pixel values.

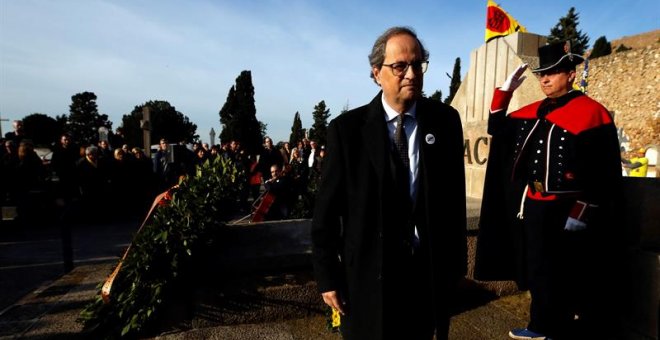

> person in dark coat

[
  {"left": 77, "top": 145, "right": 110, "bottom": 219},
  {"left": 311, "top": 26, "right": 467, "bottom": 340},
  {"left": 264, "top": 164, "right": 294, "bottom": 220},
  {"left": 51, "top": 134, "right": 80, "bottom": 200},
  {"left": 258, "top": 136, "right": 283, "bottom": 182},
  {"left": 475, "top": 41, "right": 624, "bottom": 340}
]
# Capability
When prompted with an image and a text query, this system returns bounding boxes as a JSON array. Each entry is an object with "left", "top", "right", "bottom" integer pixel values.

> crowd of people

[
  {"left": 2, "top": 127, "right": 157, "bottom": 223},
  {"left": 0, "top": 120, "right": 326, "bottom": 224}
]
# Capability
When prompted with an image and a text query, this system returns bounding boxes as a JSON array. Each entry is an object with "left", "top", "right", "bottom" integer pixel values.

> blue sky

[{"left": 1, "top": 0, "right": 658, "bottom": 144}]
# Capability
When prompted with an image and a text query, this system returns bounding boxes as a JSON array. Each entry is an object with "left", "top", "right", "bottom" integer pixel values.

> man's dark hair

[{"left": 368, "top": 26, "right": 429, "bottom": 83}]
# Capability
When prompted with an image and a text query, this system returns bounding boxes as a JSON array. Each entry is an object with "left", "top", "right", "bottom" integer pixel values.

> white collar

[{"left": 381, "top": 94, "right": 417, "bottom": 122}]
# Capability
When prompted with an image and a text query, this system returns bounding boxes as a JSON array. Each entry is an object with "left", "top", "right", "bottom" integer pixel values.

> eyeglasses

[{"left": 381, "top": 60, "right": 429, "bottom": 76}]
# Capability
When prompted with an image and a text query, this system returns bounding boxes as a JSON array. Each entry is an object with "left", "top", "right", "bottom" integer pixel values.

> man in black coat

[{"left": 311, "top": 26, "right": 467, "bottom": 340}]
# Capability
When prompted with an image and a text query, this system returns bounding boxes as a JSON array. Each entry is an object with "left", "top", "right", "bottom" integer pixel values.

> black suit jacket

[{"left": 311, "top": 93, "right": 467, "bottom": 339}]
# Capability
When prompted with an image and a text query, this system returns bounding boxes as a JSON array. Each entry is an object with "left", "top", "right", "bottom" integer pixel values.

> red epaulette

[
  {"left": 509, "top": 101, "right": 542, "bottom": 119},
  {"left": 546, "top": 95, "right": 612, "bottom": 134}
]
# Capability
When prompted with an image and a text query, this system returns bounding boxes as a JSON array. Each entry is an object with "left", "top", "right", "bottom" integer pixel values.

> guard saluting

[{"left": 476, "top": 41, "right": 625, "bottom": 339}]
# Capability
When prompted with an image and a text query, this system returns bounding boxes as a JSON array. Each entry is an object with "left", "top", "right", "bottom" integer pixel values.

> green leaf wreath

[{"left": 78, "top": 156, "right": 243, "bottom": 338}]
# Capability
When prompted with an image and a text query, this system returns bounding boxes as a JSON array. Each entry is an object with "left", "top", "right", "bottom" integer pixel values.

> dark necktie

[{"left": 394, "top": 114, "right": 410, "bottom": 171}]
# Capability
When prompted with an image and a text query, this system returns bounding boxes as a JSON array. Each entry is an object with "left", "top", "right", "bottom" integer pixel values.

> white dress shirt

[{"left": 381, "top": 94, "right": 420, "bottom": 202}]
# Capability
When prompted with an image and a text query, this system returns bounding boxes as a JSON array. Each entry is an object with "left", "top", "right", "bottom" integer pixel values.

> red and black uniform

[{"left": 476, "top": 89, "right": 624, "bottom": 338}]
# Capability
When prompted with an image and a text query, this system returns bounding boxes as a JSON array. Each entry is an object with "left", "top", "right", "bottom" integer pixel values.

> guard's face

[
  {"left": 372, "top": 34, "right": 424, "bottom": 112},
  {"left": 536, "top": 68, "right": 575, "bottom": 98}
]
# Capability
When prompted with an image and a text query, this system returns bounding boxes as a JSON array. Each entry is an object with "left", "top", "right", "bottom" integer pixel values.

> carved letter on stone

[
  {"left": 464, "top": 139, "right": 473, "bottom": 165},
  {"left": 475, "top": 137, "right": 489, "bottom": 165}
]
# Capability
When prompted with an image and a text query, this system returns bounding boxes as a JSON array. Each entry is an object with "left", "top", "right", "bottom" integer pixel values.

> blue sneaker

[{"left": 508, "top": 328, "right": 549, "bottom": 339}]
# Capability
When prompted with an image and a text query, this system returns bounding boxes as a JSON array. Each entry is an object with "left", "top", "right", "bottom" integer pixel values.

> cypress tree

[
  {"left": 219, "top": 86, "right": 237, "bottom": 144},
  {"left": 548, "top": 7, "right": 590, "bottom": 55},
  {"left": 444, "top": 57, "right": 461, "bottom": 105},
  {"left": 289, "top": 111, "right": 304, "bottom": 146},
  {"left": 308, "top": 100, "right": 331, "bottom": 146},
  {"left": 235, "top": 71, "right": 262, "bottom": 154},
  {"left": 218, "top": 71, "right": 264, "bottom": 154}
]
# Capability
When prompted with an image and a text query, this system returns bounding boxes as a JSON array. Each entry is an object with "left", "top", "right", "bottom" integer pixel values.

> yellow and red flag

[{"left": 485, "top": 0, "right": 527, "bottom": 42}]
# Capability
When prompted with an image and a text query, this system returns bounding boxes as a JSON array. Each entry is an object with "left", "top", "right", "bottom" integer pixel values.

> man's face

[
  {"left": 159, "top": 140, "right": 168, "bottom": 151},
  {"left": 264, "top": 138, "right": 273, "bottom": 149},
  {"left": 372, "top": 34, "right": 424, "bottom": 112},
  {"left": 536, "top": 68, "right": 575, "bottom": 98},
  {"left": 60, "top": 136, "right": 70, "bottom": 148},
  {"left": 270, "top": 165, "right": 279, "bottom": 178}
]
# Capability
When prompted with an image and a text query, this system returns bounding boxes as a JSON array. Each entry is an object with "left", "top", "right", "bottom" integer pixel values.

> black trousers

[
  {"left": 382, "top": 248, "right": 450, "bottom": 340},
  {"left": 522, "top": 198, "right": 617, "bottom": 339}
]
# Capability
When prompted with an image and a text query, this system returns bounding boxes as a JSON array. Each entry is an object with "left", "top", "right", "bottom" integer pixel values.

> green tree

[
  {"left": 590, "top": 36, "right": 612, "bottom": 59},
  {"left": 65, "top": 91, "right": 112, "bottom": 146},
  {"left": 55, "top": 114, "right": 68, "bottom": 133},
  {"left": 444, "top": 57, "right": 461, "bottom": 105},
  {"left": 548, "top": 7, "right": 589, "bottom": 55},
  {"left": 218, "top": 71, "right": 264, "bottom": 154},
  {"left": 219, "top": 86, "right": 237, "bottom": 144},
  {"left": 429, "top": 90, "right": 443, "bottom": 102},
  {"left": 289, "top": 111, "right": 304, "bottom": 146},
  {"left": 121, "top": 101, "right": 198, "bottom": 148},
  {"left": 22, "top": 113, "right": 60, "bottom": 147},
  {"left": 308, "top": 100, "right": 330, "bottom": 146},
  {"left": 615, "top": 44, "right": 632, "bottom": 53}
]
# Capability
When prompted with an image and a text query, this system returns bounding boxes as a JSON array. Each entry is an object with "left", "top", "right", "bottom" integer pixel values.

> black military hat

[{"left": 532, "top": 40, "right": 584, "bottom": 73}]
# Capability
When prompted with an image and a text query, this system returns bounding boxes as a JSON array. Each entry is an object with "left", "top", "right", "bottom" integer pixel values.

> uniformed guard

[{"left": 476, "top": 41, "right": 625, "bottom": 339}]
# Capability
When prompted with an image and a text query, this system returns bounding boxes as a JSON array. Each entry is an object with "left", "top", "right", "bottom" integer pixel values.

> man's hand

[
  {"left": 565, "top": 217, "right": 587, "bottom": 231},
  {"left": 565, "top": 200, "right": 596, "bottom": 231},
  {"left": 321, "top": 290, "right": 346, "bottom": 315},
  {"left": 501, "top": 64, "right": 528, "bottom": 92}
]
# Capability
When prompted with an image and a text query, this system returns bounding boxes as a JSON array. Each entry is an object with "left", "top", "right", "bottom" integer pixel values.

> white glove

[
  {"left": 501, "top": 64, "right": 528, "bottom": 92},
  {"left": 564, "top": 217, "right": 587, "bottom": 231}
]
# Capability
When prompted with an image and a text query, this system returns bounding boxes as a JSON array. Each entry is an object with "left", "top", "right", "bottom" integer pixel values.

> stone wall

[{"left": 578, "top": 31, "right": 660, "bottom": 156}]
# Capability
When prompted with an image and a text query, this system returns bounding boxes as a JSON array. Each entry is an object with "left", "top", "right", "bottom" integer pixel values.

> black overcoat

[
  {"left": 311, "top": 93, "right": 467, "bottom": 339},
  {"left": 475, "top": 90, "right": 624, "bottom": 288}
]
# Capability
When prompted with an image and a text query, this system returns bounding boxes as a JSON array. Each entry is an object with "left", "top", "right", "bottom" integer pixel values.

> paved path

[
  {"left": 1, "top": 260, "right": 531, "bottom": 339},
  {"left": 0, "top": 198, "right": 534, "bottom": 339},
  {"left": 0, "top": 218, "right": 139, "bottom": 338}
]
